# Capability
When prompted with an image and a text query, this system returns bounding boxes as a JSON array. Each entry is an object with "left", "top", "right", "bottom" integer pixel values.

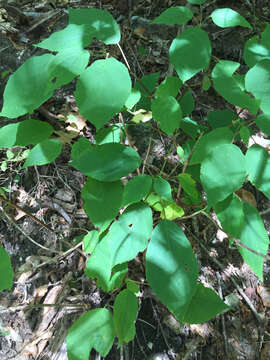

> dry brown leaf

[
  {"left": 257, "top": 285, "right": 270, "bottom": 307},
  {"left": 235, "top": 188, "right": 257, "bottom": 208}
]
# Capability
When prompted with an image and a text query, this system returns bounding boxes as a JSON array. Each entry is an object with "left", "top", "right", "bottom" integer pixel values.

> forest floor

[{"left": 1, "top": 0, "right": 270, "bottom": 359}]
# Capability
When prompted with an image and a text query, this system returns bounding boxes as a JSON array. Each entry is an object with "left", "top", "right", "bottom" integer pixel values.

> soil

[{"left": 1, "top": 1, "right": 270, "bottom": 360}]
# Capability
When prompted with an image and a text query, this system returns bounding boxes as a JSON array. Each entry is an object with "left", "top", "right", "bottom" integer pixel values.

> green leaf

[
  {"left": 190, "top": 127, "right": 234, "bottom": 165},
  {"left": 145, "top": 193, "right": 184, "bottom": 220},
  {"left": 183, "top": 283, "right": 230, "bottom": 324},
  {"left": 179, "top": 117, "right": 200, "bottom": 139},
  {"left": 70, "top": 143, "right": 141, "bottom": 181},
  {"left": 113, "top": 289, "right": 138, "bottom": 345},
  {"left": 82, "top": 177, "right": 123, "bottom": 230},
  {"left": 153, "top": 176, "right": 173, "bottom": 201},
  {"left": 69, "top": 7, "right": 120, "bottom": 44},
  {"left": 155, "top": 76, "right": 182, "bottom": 98},
  {"left": 71, "top": 138, "right": 90, "bottom": 159},
  {"left": 152, "top": 6, "right": 193, "bottom": 25},
  {"left": 207, "top": 109, "right": 235, "bottom": 128},
  {"left": 122, "top": 174, "right": 152, "bottom": 207},
  {"left": 237, "top": 202, "right": 268, "bottom": 280},
  {"left": 200, "top": 144, "right": 246, "bottom": 206},
  {"left": 240, "top": 126, "right": 251, "bottom": 146},
  {"left": 0, "top": 245, "right": 13, "bottom": 290},
  {"left": 95, "top": 125, "right": 122, "bottom": 145},
  {"left": 212, "top": 60, "right": 259, "bottom": 114},
  {"left": 146, "top": 220, "right": 198, "bottom": 322},
  {"left": 0, "top": 54, "right": 56, "bottom": 118},
  {"left": 35, "top": 24, "right": 95, "bottom": 52},
  {"left": 244, "top": 24, "right": 270, "bottom": 67},
  {"left": 83, "top": 230, "right": 100, "bottom": 254},
  {"left": 245, "top": 58, "right": 270, "bottom": 114},
  {"left": 23, "top": 139, "right": 62, "bottom": 168},
  {"left": 255, "top": 114, "right": 270, "bottom": 136},
  {"left": 151, "top": 96, "right": 182, "bottom": 135},
  {"left": 178, "top": 173, "right": 200, "bottom": 202},
  {"left": 169, "top": 27, "right": 211, "bottom": 83},
  {"left": 202, "top": 75, "right": 211, "bottom": 90},
  {"left": 211, "top": 8, "right": 251, "bottom": 29},
  {"left": 85, "top": 203, "right": 152, "bottom": 289},
  {"left": 125, "top": 88, "right": 141, "bottom": 109},
  {"left": 187, "top": 0, "right": 206, "bottom": 4},
  {"left": 246, "top": 144, "right": 270, "bottom": 198},
  {"left": 215, "top": 194, "right": 244, "bottom": 238},
  {"left": 75, "top": 58, "right": 131, "bottom": 129},
  {"left": 66, "top": 308, "right": 115, "bottom": 360},
  {"left": 0, "top": 120, "right": 53, "bottom": 148},
  {"left": 179, "top": 90, "right": 194, "bottom": 116},
  {"left": 48, "top": 49, "right": 90, "bottom": 87},
  {"left": 125, "top": 279, "right": 140, "bottom": 294},
  {"left": 134, "top": 72, "right": 160, "bottom": 110}
]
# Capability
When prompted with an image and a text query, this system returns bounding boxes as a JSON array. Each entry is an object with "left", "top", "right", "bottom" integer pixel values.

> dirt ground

[{"left": 1, "top": 0, "right": 270, "bottom": 359}]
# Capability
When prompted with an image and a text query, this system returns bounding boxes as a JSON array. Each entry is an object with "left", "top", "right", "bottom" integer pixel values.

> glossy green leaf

[
  {"left": 169, "top": 27, "right": 211, "bottom": 83},
  {"left": 190, "top": 127, "right": 234, "bottom": 165},
  {"left": 155, "top": 76, "right": 182, "bottom": 98},
  {"left": 179, "top": 90, "right": 194, "bottom": 116},
  {"left": 245, "top": 58, "right": 270, "bottom": 114},
  {"left": 201, "top": 144, "right": 246, "bottom": 206},
  {"left": 69, "top": 7, "right": 120, "bottom": 44},
  {"left": 85, "top": 203, "right": 152, "bottom": 289},
  {"left": 211, "top": 8, "right": 251, "bottom": 29},
  {"left": 215, "top": 194, "right": 244, "bottom": 238},
  {"left": 113, "top": 289, "right": 138, "bottom": 345},
  {"left": 152, "top": 6, "right": 193, "bottom": 25},
  {"left": 255, "top": 114, "right": 270, "bottom": 136},
  {"left": 212, "top": 60, "right": 259, "bottom": 114},
  {"left": 83, "top": 230, "right": 100, "bottom": 254},
  {"left": 151, "top": 96, "right": 182, "bottom": 135},
  {"left": 35, "top": 23, "right": 95, "bottom": 52},
  {"left": 0, "top": 245, "right": 13, "bottom": 291},
  {"left": 183, "top": 283, "right": 230, "bottom": 324},
  {"left": 146, "top": 220, "right": 198, "bottom": 322},
  {"left": 82, "top": 177, "right": 123, "bottom": 230},
  {"left": 153, "top": 176, "right": 173, "bottom": 201},
  {"left": 178, "top": 173, "right": 200, "bottom": 202},
  {"left": 75, "top": 58, "right": 131, "bottom": 129},
  {"left": 48, "top": 49, "right": 90, "bottom": 87},
  {"left": 238, "top": 202, "right": 268, "bottom": 280},
  {"left": 0, "top": 54, "right": 56, "bottom": 118},
  {"left": 95, "top": 125, "right": 122, "bottom": 144},
  {"left": 23, "top": 139, "right": 62, "bottom": 168},
  {"left": 134, "top": 72, "right": 160, "bottom": 110},
  {"left": 240, "top": 126, "right": 251, "bottom": 146},
  {"left": 244, "top": 24, "right": 270, "bottom": 67},
  {"left": 179, "top": 117, "right": 200, "bottom": 139},
  {"left": 246, "top": 144, "right": 270, "bottom": 198},
  {"left": 187, "top": 0, "right": 206, "bottom": 4},
  {"left": 70, "top": 143, "right": 141, "bottom": 181},
  {"left": 66, "top": 308, "right": 115, "bottom": 360},
  {"left": 122, "top": 174, "right": 152, "bottom": 207},
  {"left": 146, "top": 193, "right": 184, "bottom": 220},
  {"left": 71, "top": 138, "right": 91, "bottom": 159},
  {"left": 0, "top": 120, "right": 53, "bottom": 148},
  {"left": 125, "top": 279, "right": 140, "bottom": 294},
  {"left": 125, "top": 88, "right": 141, "bottom": 109},
  {"left": 207, "top": 109, "right": 235, "bottom": 128}
]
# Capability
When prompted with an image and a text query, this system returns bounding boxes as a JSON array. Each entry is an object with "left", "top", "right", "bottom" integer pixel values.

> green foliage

[{"left": 1, "top": 2, "right": 270, "bottom": 358}]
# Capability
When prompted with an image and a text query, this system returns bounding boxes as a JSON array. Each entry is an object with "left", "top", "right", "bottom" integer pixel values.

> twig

[
  {"left": 0, "top": 302, "right": 87, "bottom": 314},
  {"left": 142, "top": 137, "right": 152, "bottom": 174},
  {"left": 216, "top": 272, "right": 229, "bottom": 359},
  {"left": 3, "top": 212, "right": 61, "bottom": 254},
  {"left": 0, "top": 195, "right": 54, "bottom": 233}
]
